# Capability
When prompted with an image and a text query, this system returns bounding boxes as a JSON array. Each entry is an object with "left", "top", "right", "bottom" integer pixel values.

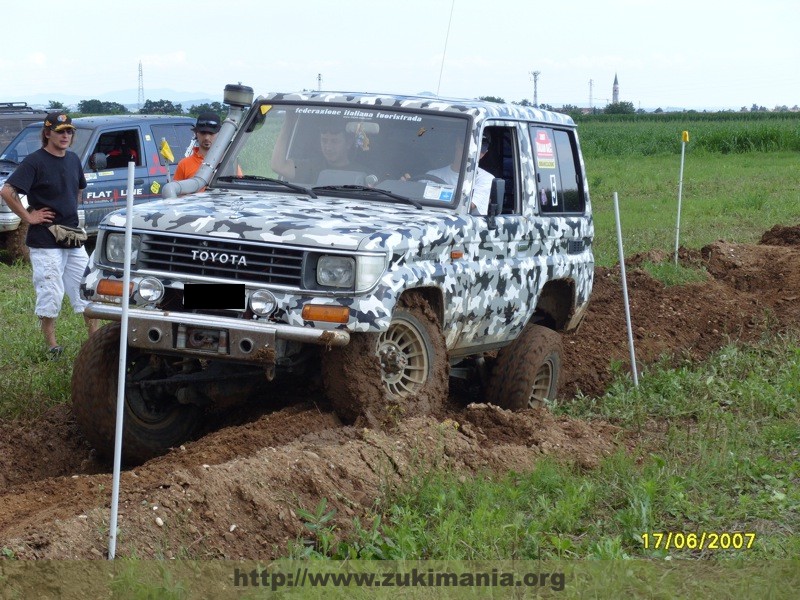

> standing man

[
  {"left": 0, "top": 112, "right": 99, "bottom": 358},
  {"left": 174, "top": 111, "right": 221, "bottom": 183}
]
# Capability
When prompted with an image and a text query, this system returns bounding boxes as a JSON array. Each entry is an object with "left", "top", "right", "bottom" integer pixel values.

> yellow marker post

[{"left": 674, "top": 130, "right": 689, "bottom": 265}]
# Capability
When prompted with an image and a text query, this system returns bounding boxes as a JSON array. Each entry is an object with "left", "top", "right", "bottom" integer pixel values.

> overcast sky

[{"left": 2, "top": 0, "right": 797, "bottom": 111}]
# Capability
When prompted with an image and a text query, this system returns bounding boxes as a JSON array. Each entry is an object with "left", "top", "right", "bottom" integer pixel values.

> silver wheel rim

[
  {"left": 528, "top": 359, "right": 554, "bottom": 408},
  {"left": 376, "top": 318, "right": 429, "bottom": 397}
]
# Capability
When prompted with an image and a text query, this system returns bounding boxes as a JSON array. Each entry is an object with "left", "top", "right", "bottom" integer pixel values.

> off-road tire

[
  {"left": 485, "top": 323, "right": 563, "bottom": 410},
  {"left": 71, "top": 323, "right": 201, "bottom": 465},
  {"left": 322, "top": 293, "right": 448, "bottom": 424}
]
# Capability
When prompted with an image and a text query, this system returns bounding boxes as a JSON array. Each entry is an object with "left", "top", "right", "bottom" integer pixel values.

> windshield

[
  {"left": 215, "top": 102, "right": 471, "bottom": 208},
  {"left": 0, "top": 126, "right": 91, "bottom": 164}
]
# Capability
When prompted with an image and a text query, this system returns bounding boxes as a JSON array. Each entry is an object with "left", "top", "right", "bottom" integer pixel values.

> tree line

[{"left": 44, "top": 99, "right": 226, "bottom": 117}]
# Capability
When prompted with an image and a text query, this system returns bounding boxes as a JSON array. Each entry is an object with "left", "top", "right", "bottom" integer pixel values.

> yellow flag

[{"left": 159, "top": 138, "right": 175, "bottom": 163}]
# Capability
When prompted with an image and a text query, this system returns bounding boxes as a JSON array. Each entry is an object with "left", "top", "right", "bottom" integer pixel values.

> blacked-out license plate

[{"left": 183, "top": 283, "right": 245, "bottom": 309}]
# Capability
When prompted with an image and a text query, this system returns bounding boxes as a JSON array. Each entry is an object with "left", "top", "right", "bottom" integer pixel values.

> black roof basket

[{"left": 0, "top": 102, "right": 44, "bottom": 113}]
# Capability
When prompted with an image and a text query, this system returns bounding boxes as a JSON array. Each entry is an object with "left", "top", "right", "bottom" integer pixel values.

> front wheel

[
  {"left": 485, "top": 324, "right": 563, "bottom": 410},
  {"left": 322, "top": 293, "right": 448, "bottom": 423},
  {"left": 71, "top": 323, "right": 202, "bottom": 465}
]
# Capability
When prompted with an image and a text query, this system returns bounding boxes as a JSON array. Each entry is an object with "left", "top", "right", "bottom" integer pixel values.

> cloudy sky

[{"left": 2, "top": 0, "right": 797, "bottom": 111}]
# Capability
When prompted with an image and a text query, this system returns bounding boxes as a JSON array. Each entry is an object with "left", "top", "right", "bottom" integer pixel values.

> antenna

[
  {"left": 137, "top": 61, "right": 144, "bottom": 111},
  {"left": 317, "top": 73, "right": 322, "bottom": 91},
  {"left": 530, "top": 70, "right": 541, "bottom": 107},
  {"left": 436, "top": 0, "right": 456, "bottom": 96},
  {"left": 589, "top": 79, "right": 593, "bottom": 110}
]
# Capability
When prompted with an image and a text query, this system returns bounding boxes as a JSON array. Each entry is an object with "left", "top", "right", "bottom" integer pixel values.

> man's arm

[{"left": 0, "top": 183, "right": 55, "bottom": 225}]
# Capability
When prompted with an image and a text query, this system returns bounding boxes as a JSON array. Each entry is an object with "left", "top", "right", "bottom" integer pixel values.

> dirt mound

[{"left": 0, "top": 225, "right": 799, "bottom": 559}]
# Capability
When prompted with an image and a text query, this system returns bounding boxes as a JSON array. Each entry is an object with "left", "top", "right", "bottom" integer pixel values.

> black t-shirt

[{"left": 6, "top": 148, "right": 86, "bottom": 248}]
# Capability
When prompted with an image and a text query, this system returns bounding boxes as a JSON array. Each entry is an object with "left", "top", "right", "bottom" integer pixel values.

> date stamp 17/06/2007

[{"left": 641, "top": 532, "right": 756, "bottom": 551}]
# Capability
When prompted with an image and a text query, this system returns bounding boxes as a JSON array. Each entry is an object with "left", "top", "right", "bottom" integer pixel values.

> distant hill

[{"left": 21, "top": 88, "right": 221, "bottom": 112}]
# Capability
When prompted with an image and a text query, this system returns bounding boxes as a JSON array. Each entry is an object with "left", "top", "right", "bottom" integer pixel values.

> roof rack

[{"left": 0, "top": 101, "right": 45, "bottom": 113}]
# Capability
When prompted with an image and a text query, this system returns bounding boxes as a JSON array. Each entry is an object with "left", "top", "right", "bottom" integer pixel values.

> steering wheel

[{"left": 407, "top": 173, "right": 448, "bottom": 184}]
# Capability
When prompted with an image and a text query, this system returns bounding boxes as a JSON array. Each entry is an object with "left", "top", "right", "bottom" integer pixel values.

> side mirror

[
  {"left": 90, "top": 152, "right": 107, "bottom": 171},
  {"left": 486, "top": 177, "right": 505, "bottom": 230}
]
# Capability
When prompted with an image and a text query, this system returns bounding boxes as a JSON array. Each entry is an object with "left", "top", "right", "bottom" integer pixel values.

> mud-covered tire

[
  {"left": 71, "top": 323, "right": 201, "bottom": 465},
  {"left": 485, "top": 323, "right": 563, "bottom": 410},
  {"left": 322, "top": 293, "right": 449, "bottom": 423}
]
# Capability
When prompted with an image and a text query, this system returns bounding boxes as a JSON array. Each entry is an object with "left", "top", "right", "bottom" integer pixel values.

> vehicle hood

[{"left": 103, "top": 188, "right": 466, "bottom": 252}]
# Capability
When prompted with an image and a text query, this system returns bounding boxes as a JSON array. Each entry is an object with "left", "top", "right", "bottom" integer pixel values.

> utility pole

[
  {"left": 589, "top": 79, "right": 593, "bottom": 111},
  {"left": 530, "top": 70, "right": 541, "bottom": 108},
  {"left": 137, "top": 61, "right": 145, "bottom": 112},
  {"left": 317, "top": 73, "right": 322, "bottom": 91}
]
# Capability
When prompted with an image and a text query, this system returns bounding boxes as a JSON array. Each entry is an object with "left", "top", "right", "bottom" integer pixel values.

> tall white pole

[
  {"left": 674, "top": 130, "right": 689, "bottom": 265},
  {"left": 614, "top": 192, "right": 639, "bottom": 387},
  {"left": 108, "top": 161, "right": 135, "bottom": 559}
]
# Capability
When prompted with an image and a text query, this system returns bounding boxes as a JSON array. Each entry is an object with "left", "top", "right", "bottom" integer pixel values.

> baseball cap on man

[
  {"left": 194, "top": 112, "right": 221, "bottom": 133},
  {"left": 44, "top": 112, "right": 75, "bottom": 132}
]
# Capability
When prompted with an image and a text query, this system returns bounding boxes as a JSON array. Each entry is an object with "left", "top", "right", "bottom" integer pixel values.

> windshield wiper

[
  {"left": 0, "top": 158, "right": 19, "bottom": 166},
  {"left": 217, "top": 175, "right": 317, "bottom": 198},
  {"left": 312, "top": 185, "right": 423, "bottom": 210}
]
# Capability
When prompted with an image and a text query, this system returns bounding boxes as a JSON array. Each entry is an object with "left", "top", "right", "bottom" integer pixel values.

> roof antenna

[{"left": 436, "top": 0, "right": 456, "bottom": 97}]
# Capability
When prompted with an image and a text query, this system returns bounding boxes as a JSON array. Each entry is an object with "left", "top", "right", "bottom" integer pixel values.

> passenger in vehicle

[
  {"left": 105, "top": 133, "right": 139, "bottom": 168},
  {"left": 270, "top": 114, "right": 366, "bottom": 184},
  {"left": 425, "top": 133, "right": 493, "bottom": 214}
]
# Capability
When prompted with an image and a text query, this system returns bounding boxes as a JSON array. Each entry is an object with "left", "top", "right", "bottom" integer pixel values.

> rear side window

[
  {"left": 529, "top": 126, "right": 585, "bottom": 214},
  {"left": 151, "top": 123, "right": 195, "bottom": 165}
]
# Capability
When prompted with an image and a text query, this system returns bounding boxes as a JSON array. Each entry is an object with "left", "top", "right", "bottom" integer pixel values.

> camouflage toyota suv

[{"left": 73, "top": 84, "right": 594, "bottom": 464}]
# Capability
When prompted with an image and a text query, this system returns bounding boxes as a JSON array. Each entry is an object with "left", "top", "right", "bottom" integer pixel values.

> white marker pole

[
  {"left": 674, "top": 130, "right": 689, "bottom": 265},
  {"left": 108, "top": 161, "right": 135, "bottom": 559},
  {"left": 614, "top": 192, "right": 639, "bottom": 387}
]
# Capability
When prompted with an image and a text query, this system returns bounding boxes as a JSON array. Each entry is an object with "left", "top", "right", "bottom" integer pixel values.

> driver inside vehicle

[
  {"left": 424, "top": 132, "right": 493, "bottom": 214},
  {"left": 270, "top": 114, "right": 366, "bottom": 184}
]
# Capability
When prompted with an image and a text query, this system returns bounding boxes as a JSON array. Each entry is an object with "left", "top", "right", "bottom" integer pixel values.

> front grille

[{"left": 138, "top": 233, "right": 304, "bottom": 286}]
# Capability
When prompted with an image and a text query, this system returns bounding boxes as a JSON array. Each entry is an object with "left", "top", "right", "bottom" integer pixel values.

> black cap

[
  {"left": 194, "top": 112, "right": 221, "bottom": 133},
  {"left": 44, "top": 112, "right": 75, "bottom": 132}
]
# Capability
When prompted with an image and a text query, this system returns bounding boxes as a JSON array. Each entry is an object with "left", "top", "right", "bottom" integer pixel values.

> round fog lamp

[
  {"left": 138, "top": 277, "right": 164, "bottom": 303},
  {"left": 250, "top": 290, "right": 277, "bottom": 316}
]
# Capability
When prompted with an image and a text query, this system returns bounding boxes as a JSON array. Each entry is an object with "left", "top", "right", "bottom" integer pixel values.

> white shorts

[{"left": 29, "top": 247, "right": 90, "bottom": 319}]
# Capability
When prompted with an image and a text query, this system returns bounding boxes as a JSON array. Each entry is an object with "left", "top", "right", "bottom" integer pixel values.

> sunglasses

[{"left": 196, "top": 120, "right": 219, "bottom": 129}]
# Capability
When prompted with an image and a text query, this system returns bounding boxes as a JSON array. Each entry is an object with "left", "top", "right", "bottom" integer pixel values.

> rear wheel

[
  {"left": 485, "top": 323, "right": 562, "bottom": 410},
  {"left": 322, "top": 293, "right": 448, "bottom": 423},
  {"left": 71, "top": 323, "right": 202, "bottom": 465}
]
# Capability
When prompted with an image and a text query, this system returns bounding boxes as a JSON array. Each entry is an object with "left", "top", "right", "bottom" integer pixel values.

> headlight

[
  {"left": 138, "top": 277, "right": 164, "bottom": 303},
  {"left": 105, "top": 233, "right": 141, "bottom": 264},
  {"left": 317, "top": 256, "right": 355, "bottom": 288},
  {"left": 250, "top": 290, "right": 277, "bottom": 316}
]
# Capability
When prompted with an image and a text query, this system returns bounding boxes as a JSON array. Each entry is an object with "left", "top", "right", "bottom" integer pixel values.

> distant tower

[
  {"left": 317, "top": 73, "right": 322, "bottom": 91},
  {"left": 137, "top": 61, "right": 145, "bottom": 111},
  {"left": 530, "top": 70, "right": 541, "bottom": 108},
  {"left": 612, "top": 73, "right": 619, "bottom": 104}
]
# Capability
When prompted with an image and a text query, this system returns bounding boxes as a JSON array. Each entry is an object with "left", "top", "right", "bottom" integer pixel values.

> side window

[
  {"left": 151, "top": 123, "right": 195, "bottom": 166},
  {"left": 480, "top": 125, "right": 519, "bottom": 214},
  {"left": 553, "top": 129, "right": 585, "bottom": 213},
  {"left": 94, "top": 129, "right": 142, "bottom": 169},
  {"left": 530, "top": 125, "right": 585, "bottom": 214}
]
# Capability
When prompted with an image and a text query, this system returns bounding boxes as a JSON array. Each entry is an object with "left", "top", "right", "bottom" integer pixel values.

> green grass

[
  {"left": 0, "top": 261, "right": 88, "bottom": 419},
  {"left": 587, "top": 152, "right": 800, "bottom": 267}
]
